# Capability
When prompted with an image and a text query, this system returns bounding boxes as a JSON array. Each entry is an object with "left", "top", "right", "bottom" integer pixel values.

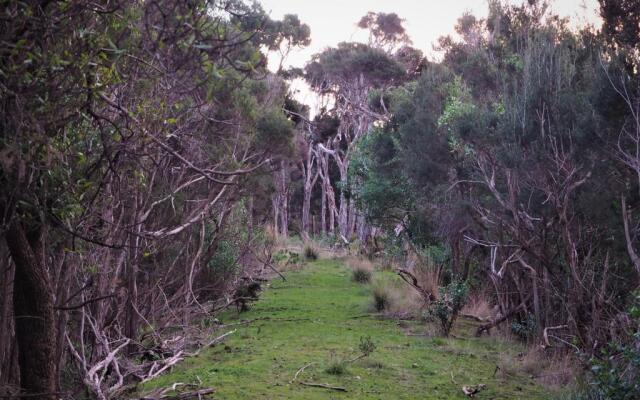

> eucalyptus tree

[{"left": 303, "top": 14, "right": 411, "bottom": 239}]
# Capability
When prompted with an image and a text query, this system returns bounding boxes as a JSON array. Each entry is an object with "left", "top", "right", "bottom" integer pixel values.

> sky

[{"left": 260, "top": 0, "right": 602, "bottom": 113}]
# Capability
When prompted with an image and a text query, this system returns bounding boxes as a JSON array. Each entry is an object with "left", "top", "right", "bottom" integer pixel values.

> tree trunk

[
  {"left": 338, "top": 190, "right": 348, "bottom": 239},
  {"left": 272, "top": 195, "right": 280, "bottom": 235},
  {"left": 336, "top": 158, "right": 349, "bottom": 239},
  {"left": 347, "top": 198, "right": 357, "bottom": 239},
  {"left": 302, "top": 190, "right": 311, "bottom": 239},
  {"left": 327, "top": 183, "right": 336, "bottom": 234},
  {"left": 279, "top": 160, "right": 289, "bottom": 238},
  {"left": 301, "top": 151, "right": 313, "bottom": 239},
  {"left": 0, "top": 242, "right": 17, "bottom": 387},
  {"left": 320, "top": 178, "right": 327, "bottom": 235},
  {"left": 6, "top": 222, "right": 58, "bottom": 398},
  {"left": 319, "top": 154, "right": 336, "bottom": 235}
]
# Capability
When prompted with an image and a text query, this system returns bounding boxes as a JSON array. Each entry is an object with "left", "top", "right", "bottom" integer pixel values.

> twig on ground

[
  {"left": 289, "top": 362, "right": 314, "bottom": 383},
  {"left": 221, "top": 317, "right": 310, "bottom": 328},
  {"left": 290, "top": 362, "right": 347, "bottom": 392},
  {"left": 298, "top": 382, "right": 347, "bottom": 392},
  {"left": 137, "top": 387, "right": 216, "bottom": 399}
]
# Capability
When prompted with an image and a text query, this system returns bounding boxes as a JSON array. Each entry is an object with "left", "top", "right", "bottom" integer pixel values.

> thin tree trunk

[
  {"left": 301, "top": 163, "right": 312, "bottom": 239},
  {"left": 279, "top": 160, "right": 289, "bottom": 238},
  {"left": 338, "top": 190, "right": 348, "bottom": 238},
  {"left": 321, "top": 179, "right": 327, "bottom": 235},
  {"left": 347, "top": 198, "right": 357, "bottom": 239},
  {"left": 272, "top": 195, "right": 279, "bottom": 236}
]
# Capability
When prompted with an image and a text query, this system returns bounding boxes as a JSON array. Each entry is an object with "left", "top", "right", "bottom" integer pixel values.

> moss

[{"left": 141, "top": 259, "right": 552, "bottom": 399}]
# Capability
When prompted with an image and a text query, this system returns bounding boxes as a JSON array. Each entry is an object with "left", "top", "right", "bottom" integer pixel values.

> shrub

[
  {"left": 325, "top": 360, "right": 347, "bottom": 375},
  {"left": 304, "top": 245, "right": 319, "bottom": 260},
  {"left": 587, "top": 291, "right": 640, "bottom": 400},
  {"left": 352, "top": 268, "right": 371, "bottom": 283},
  {"left": 287, "top": 251, "right": 302, "bottom": 265},
  {"left": 511, "top": 313, "right": 537, "bottom": 341},
  {"left": 372, "top": 285, "right": 391, "bottom": 311},
  {"left": 273, "top": 249, "right": 289, "bottom": 264},
  {"left": 429, "top": 280, "right": 469, "bottom": 336},
  {"left": 358, "top": 335, "right": 376, "bottom": 356},
  {"left": 347, "top": 256, "right": 374, "bottom": 283}
]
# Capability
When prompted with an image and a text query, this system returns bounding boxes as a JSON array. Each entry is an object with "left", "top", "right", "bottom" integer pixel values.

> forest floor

[{"left": 141, "top": 258, "right": 554, "bottom": 399}]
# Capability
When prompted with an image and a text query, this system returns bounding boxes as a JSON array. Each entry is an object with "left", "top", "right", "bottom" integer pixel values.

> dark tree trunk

[
  {"left": 5, "top": 222, "right": 57, "bottom": 399},
  {"left": 0, "top": 242, "right": 17, "bottom": 387}
]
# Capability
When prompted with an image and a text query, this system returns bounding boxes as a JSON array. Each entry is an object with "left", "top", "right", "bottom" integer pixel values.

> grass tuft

[
  {"left": 325, "top": 360, "right": 347, "bottom": 375},
  {"left": 347, "top": 256, "right": 374, "bottom": 284},
  {"left": 372, "top": 285, "right": 392, "bottom": 311},
  {"left": 352, "top": 268, "right": 372, "bottom": 283},
  {"left": 303, "top": 245, "right": 319, "bottom": 261}
]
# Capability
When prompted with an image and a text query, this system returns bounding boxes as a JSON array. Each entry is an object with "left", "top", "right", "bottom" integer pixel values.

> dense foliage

[
  {"left": 349, "top": 0, "right": 640, "bottom": 395},
  {"left": 0, "top": 1, "right": 308, "bottom": 397}
]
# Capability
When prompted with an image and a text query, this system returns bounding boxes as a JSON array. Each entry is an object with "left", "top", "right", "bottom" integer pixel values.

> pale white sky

[{"left": 260, "top": 0, "right": 601, "bottom": 112}]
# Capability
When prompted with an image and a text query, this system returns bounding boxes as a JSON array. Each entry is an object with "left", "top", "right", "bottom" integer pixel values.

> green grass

[{"left": 141, "top": 258, "right": 552, "bottom": 399}]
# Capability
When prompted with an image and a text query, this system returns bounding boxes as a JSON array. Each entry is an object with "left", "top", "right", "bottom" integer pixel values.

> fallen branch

[
  {"left": 475, "top": 297, "right": 530, "bottom": 337},
  {"left": 189, "top": 330, "right": 237, "bottom": 357},
  {"left": 137, "top": 387, "right": 216, "bottom": 399},
  {"left": 141, "top": 351, "right": 184, "bottom": 383},
  {"left": 289, "top": 362, "right": 314, "bottom": 383},
  {"left": 204, "top": 330, "right": 236, "bottom": 348},
  {"left": 221, "top": 316, "right": 310, "bottom": 328},
  {"left": 221, "top": 317, "right": 272, "bottom": 327},
  {"left": 298, "top": 382, "right": 347, "bottom": 392}
]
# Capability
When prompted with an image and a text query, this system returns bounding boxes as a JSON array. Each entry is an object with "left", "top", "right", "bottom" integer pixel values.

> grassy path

[{"left": 144, "top": 259, "right": 551, "bottom": 399}]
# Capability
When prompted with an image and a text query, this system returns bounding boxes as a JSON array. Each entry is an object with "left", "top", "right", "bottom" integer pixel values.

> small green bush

[
  {"left": 304, "top": 245, "right": 319, "bottom": 260},
  {"left": 429, "top": 280, "right": 469, "bottom": 336},
  {"left": 286, "top": 251, "right": 301, "bottom": 265},
  {"left": 352, "top": 268, "right": 371, "bottom": 283},
  {"left": 511, "top": 313, "right": 537, "bottom": 341},
  {"left": 358, "top": 335, "right": 376, "bottom": 356},
  {"left": 273, "top": 249, "right": 289, "bottom": 264}
]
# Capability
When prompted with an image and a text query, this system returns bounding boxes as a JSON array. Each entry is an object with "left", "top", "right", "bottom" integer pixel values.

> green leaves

[
  {"left": 429, "top": 280, "right": 469, "bottom": 336},
  {"left": 306, "top": 42, "right": 406, "bottom": 90},
  {"left": 255, "top": 109, "right": 294, "bottom": 155}
]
